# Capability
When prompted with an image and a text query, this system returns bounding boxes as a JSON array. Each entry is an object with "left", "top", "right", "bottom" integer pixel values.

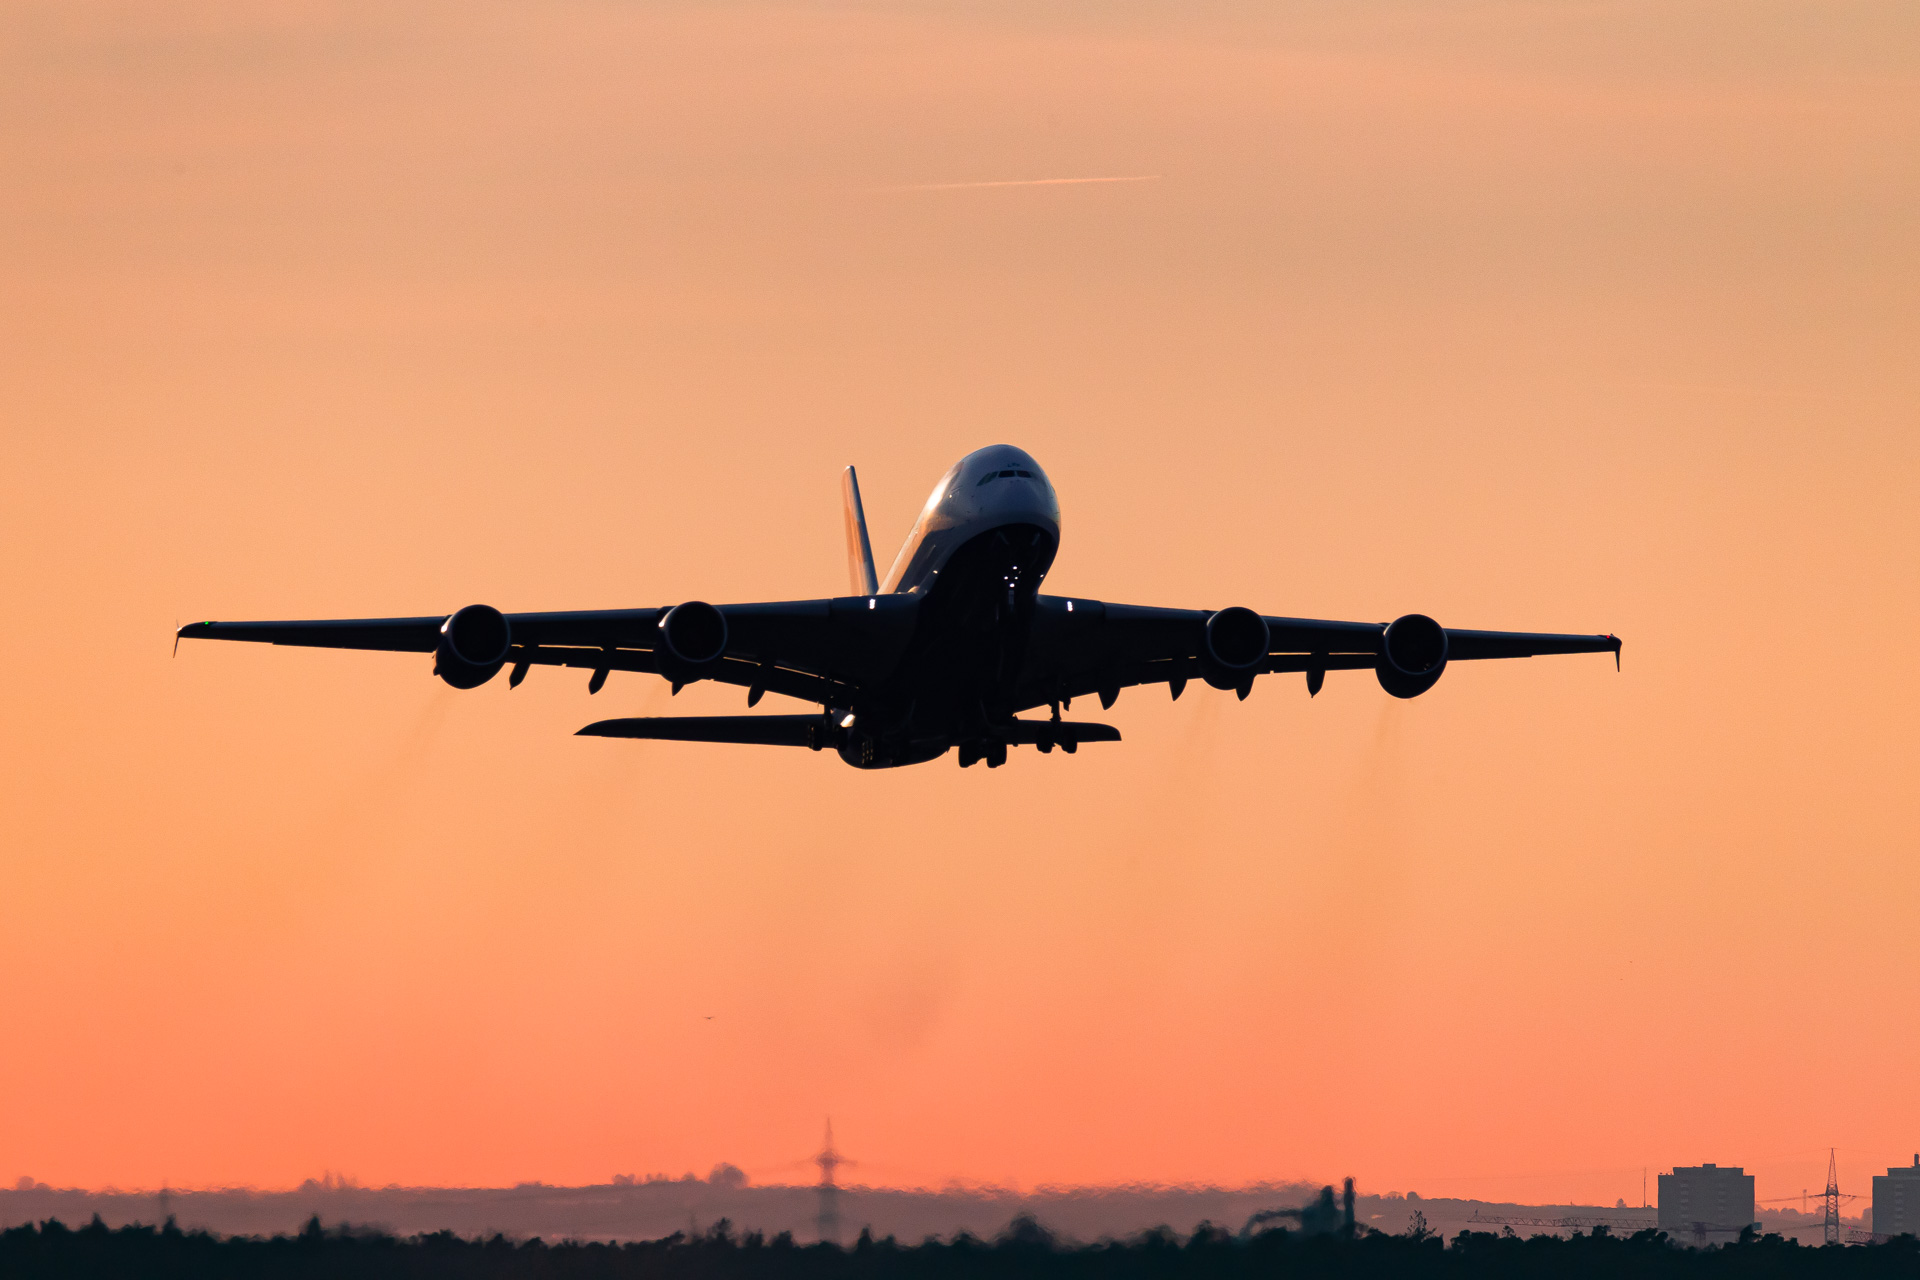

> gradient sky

[{"left": 2, "top": 0, "right": 1916, "bottom": 1208}]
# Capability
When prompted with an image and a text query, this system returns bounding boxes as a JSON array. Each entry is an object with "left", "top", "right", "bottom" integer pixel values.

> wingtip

[{"left": 1610, "top": 634, "right": 1622, "bottom": 671}]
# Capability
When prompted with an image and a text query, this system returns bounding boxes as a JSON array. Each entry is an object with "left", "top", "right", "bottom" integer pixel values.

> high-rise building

[
  {"left": 1873, "top": 1156, "right": 1920, "bottom": 1238},
  {"left": 1658, "top": 1164, "right": 1756, "bottom": 1240}
]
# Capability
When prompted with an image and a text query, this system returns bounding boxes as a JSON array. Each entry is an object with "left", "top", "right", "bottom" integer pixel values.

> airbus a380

[{"left": 179, "top": 445, "right": 1620, "bottom": 769}]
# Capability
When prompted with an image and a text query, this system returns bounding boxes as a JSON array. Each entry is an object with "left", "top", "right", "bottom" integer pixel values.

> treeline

[{"left": 2, "top": 1215, "right": 1917, "bottom": 1280}]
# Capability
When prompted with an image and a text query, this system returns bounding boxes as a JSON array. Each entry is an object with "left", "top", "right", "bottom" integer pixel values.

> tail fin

[{"left": 841, "top": 465, "right": 879, "bottom": 596}]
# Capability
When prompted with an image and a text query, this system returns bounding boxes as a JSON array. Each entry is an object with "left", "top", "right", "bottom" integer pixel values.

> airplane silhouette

[{"left": 179, "top": 446, "right": 1619, "bottom": 769}]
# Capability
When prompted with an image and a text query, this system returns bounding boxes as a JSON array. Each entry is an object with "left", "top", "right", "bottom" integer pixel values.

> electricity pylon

[
  {"left": 814, "top": 1121, "right": 847, "bottom": 1245},
  {"left": 1822, "top": 1149, "right": 1841, "bottom": 1246}
]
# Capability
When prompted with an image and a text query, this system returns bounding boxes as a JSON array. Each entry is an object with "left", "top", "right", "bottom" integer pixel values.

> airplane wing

[
  {"left": 1015, "top": 596, "right": 1619, "bottom": 711},
  {"left": 179, "top": 595, "right": 1618, "bottom": 714},
  {"left": 178, "top": 596, "right": 922, "bottom": 706}
]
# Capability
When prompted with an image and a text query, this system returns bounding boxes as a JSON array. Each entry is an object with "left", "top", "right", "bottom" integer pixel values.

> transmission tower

[
  {"left": 1822, "top": 1149, "right": 1841, "bottom": 1246},
  {"left": 814, "top": 1121, "right": 845, "bottom": 1245}
]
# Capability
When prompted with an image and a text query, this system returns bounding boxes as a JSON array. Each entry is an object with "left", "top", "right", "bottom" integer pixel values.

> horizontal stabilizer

[
  {"left": 577, "top": 715, "right": 827, "bottom": 747},
  {"left": 999, "top": 719, "right": 1120, "bottom": 746}
]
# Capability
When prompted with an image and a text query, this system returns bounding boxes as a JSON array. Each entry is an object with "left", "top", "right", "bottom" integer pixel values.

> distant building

[
  {"left": 1658, "top": 1165, "right": 1755, "bottom": 1239},
  {"left": 1873, "top": 1157, "right": 1920, "bottom": 1238}
]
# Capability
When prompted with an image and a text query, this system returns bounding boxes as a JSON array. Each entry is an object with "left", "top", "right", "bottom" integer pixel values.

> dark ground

[{"left": 2, "top": 1216, "right": 1917, "bottom": 1280}]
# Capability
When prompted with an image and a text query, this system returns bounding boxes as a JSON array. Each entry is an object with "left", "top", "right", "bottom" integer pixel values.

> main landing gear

[{"left": 956, "top": 740, "right": 1009, "bottom": 769}]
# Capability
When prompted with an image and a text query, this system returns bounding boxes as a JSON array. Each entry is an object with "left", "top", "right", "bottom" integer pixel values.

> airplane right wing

[
  {"left": 1014, "top": 596, "right": 1618, "bottom": 710},
  {"left": 178, "top": 595, "right": 923, "bottom": 705}
]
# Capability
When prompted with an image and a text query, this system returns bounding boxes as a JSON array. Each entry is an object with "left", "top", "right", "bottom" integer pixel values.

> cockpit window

[{"left": 976, "top": 468, "right": 1037, "bottom": 486}]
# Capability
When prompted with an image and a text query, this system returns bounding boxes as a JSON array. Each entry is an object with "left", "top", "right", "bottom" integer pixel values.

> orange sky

[{"left": 1, "top": 0, "right": 1916, "bottom": 1208}]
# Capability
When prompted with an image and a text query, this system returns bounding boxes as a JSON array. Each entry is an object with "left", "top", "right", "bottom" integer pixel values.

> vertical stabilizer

[{"left": 841, "top": 466, "right": 879, "bottom": 596}]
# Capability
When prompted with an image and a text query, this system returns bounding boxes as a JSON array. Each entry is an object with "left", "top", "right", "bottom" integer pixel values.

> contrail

[{"left": 878, "top": 174, "right": 1162, "bottom": 192}]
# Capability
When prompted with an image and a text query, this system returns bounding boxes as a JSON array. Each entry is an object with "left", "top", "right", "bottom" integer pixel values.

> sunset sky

[{"left": 1, "top": 0, "right": 1916, "bottom": 1208}]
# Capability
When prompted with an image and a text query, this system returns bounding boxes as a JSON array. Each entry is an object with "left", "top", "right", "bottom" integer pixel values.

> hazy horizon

[
  {"left": 2, "top": 0, "right": 1915, "bottom": 1207},
  {"left": 0, "top": 1171, "right": 1874, "bottom": 1245}
]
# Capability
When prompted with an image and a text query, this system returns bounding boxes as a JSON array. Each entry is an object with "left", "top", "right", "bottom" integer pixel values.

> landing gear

[{"left": 956, "top": 740, "right": 1009, "bottom": 769}]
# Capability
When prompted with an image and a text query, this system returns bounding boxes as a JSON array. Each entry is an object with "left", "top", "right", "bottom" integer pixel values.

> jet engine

[
  {"left": 1201, "top": 606, "right": 1270, "bottom": 693},
  {"left": 656, "top": 600, "right": 729, "bottom": 680},
  {"left": 434, "top": 604, "right": 511, "bottom": 689},
  {"left": 1376, "top": 612, "right": 1448, "bottom": 699}
]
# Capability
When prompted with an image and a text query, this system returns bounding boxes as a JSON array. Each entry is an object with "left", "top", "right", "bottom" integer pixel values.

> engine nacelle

[
  {"left": 656, "top": 600, "right": 729, "bottom": 681},
  {"left": 1376, "top": 612, "right": 1448, "bottom": 699},
  {"left": 1201, "top": 606, "right": 1270, "bottom": 692},
  {"left": 434, "top": 604, "right": 511, "bottom": 689}
]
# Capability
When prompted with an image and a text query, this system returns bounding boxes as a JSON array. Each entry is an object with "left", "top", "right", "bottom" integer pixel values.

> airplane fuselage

[{"left": 840, "top": 445, "right": 1063, "bottom": 768}]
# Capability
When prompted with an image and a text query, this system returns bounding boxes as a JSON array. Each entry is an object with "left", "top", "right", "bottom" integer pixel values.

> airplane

[{"left": 177, "top": 444, "right": 1620, "bottom": 769}]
